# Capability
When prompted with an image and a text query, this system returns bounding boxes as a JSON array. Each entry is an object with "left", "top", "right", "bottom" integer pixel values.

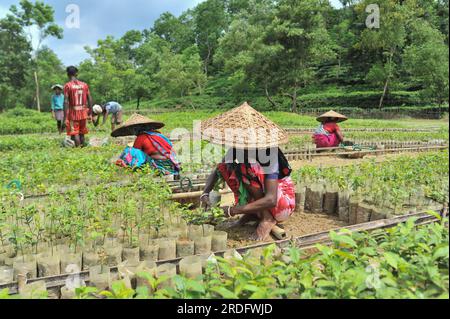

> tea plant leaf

[
  {"left": 234, "top": 266, "right": 254, "bottom": 277},
  {"left": 299, "top": 271, "right": 313, "bottom": 289},
  {"left": 315, "top": 280, "right": 336, "bottom": 288},
  {"left": 316, "top": 244, "right": 333, "bottom": 255},
  {"left": 135, "top": 286, "right": 150, "bottom": 299},
  {"left": 243, "top": 284, "right": 259, "bottom": 292},
  {"left": 288, "top": 247, "right": 300, "bottom": 264},
  {"left": 383, "top": 252, "right": 399, "bottom": 269},
  {"left": 334, "top": 249, "right": 357, "bottom": 261},
  {"left": 185, "top": 280, "right": 206, "bottom": 294},
  {"left": 330, "top": 231, "right": 357, "bottom": 247},
  {"left": 0, "top": 289, "right": 10, "bottom": 299},
  {"left": 382, "top": 276, "right": 398, "bottom": 287},
  {"left": 359, "top": 247, "right": 377, "bottom": 256},
  {"left": 209, "top": 286, "right": 237, "bottom": 299},
  {"left": 99, "top": 291, "right": 114, "bottom": 298},
  {"left": 426, "top": 210, "right": 443, "bottom": 221},
  {"left": 250, "top": 288, "right": 269, "bottom": 299},
  {"left": 433, "top": 245, "right": 449, "bottom": 260},
  {"left": 75, "top": 287, "right": 98, "bottom": 299}
]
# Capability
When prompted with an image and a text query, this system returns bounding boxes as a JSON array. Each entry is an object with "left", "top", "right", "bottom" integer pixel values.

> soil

[{"left": 216, "top": 211, "right": 347, "bottom": 248}]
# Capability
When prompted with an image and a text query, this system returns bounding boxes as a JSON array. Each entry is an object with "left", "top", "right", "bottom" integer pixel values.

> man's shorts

[
  {"left": 111, "top": 111, "right": 123, "bottom": 125},
  {"left": 66, "top": 119, "right": 89, "bottom": 136}
]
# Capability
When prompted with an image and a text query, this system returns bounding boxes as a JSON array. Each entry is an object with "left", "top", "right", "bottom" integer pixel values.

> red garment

[
  {"left": 314, "top": 134, "right": 340, "bottom": 148},
  {"left": 134, "top": 134, "right": 158, "bottom": 155},
  {"left": 323, "top": 122, "right": 339, "bottom": 134},
  {"left": 64, "top": 80, "right": 90, "bottom": 121},
  {"left": 66, "top": 119, "right": 88, "bottom": 136}
]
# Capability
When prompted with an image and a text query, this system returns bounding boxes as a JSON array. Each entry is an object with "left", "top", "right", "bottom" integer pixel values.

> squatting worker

[
  {"left": 312, "top": 110, "right": 348, "bottom": 149},
  {"left": 92, "top": 101, "right": 123, "bottom": 131},
  {"left": 51, "top": 84, "right": 65, "bottom": 134},
  {"left": 200, "top": 103, "right": 296, "bottom": 241},
  {"left": 63, "top": 66, "right": 93, "bottom": 147},
  {"left": 112, "top": 114, "right": 181, "bottom": 176}
]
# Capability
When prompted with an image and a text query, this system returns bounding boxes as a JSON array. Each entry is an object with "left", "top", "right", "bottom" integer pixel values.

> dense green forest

[{"left": 0, "top": 0, "right": 449, "bottom": 113}]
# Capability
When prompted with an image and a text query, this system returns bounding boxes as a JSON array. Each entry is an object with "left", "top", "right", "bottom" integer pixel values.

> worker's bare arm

[
  {"left": 336, "top": 128, "right": 344, "bottom": 143},
  {"left": 200, "top": 168, "right": 220, "bottom": 207},
  {"left": 203, "top": 168, "right": 220, "bottom": 195},
  {"left": 63, "top": 93, "right": 69, "bottom": 123}
]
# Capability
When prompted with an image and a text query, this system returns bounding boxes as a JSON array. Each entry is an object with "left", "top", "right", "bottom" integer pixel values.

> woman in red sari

[
  {"left": 313, "top": 110, "right": 348, "bottom": 149},
  {"left": 201, "top": 148, "right": 295, "bottom": 241},
  {"left": 200, "top": 102, "right": 296, "bottom": 241},
  {"left": 112, "top": 114, "right": 180, "bottom": 175}
]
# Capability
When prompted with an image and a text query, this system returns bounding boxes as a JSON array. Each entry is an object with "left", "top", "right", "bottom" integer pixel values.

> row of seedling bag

[
  {"left": 295, "top": 183, "right": 446, "bottom": 224},
  {"left": 7, "top": 247, "right": 255, "bottom": 299},
  {"left": 0, "top": 224, "right": 228, "bottom": 286}
]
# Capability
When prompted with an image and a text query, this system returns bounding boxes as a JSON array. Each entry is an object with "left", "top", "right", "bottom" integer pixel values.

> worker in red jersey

[{"left": 63, "top": 66, "right": 93, "bottom": 147}]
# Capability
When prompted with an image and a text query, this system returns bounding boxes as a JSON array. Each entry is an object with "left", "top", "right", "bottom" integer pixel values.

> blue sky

[
  {"left": 0, "top": 0, "right": 205, "bottom": 65},
  {"left": 0, "top": 0, "right": 342, "bottom": 65}
]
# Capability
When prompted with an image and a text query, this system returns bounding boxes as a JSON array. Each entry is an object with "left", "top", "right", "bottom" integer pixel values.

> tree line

[{"left": 0, "top": 0, "right": 448, "bottom": 112}]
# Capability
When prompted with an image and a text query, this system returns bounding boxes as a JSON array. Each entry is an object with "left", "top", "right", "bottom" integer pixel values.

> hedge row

[
  {"left": 0, "top": 108, "right": 55, "bottom": 135},
  {"left": 295, "top": 90, "right": 425, "bottom": 109},
  {"left": 296, "top": 106, "right": 449, "bottom": 120},
  {"left": 127, "top": 90, "right": 433, "bottom": 112}
]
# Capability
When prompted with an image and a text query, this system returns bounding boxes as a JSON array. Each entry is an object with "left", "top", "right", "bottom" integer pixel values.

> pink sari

[{"left": 314, "top": 134, "right": 340, "bottom": 148}]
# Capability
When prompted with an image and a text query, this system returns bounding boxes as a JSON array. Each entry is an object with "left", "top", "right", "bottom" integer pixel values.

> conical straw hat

[
  {"left": 316, "top": 110, "right": 348, "bottom": 123},
  {"left": 111, "top": 113, "right": 165, "bottom": 137},
  {"left": 200, "top": 102, "right": 289, "bottom": 149}
]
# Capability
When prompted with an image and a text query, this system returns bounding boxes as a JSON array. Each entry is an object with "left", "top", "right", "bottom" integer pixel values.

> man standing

[
  {"left": 63, "top": 66, "right": 93, "bottom": 147},
  {"left": 51, "top": 84, "right": 65, "bottom": 134}
]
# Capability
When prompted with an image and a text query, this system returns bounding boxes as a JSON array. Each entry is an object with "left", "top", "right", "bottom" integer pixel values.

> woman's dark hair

[
  {"left": 324, "top": 117, "right": 339, "bottom": 123},
  {"left": 66, "top": 66, "right": 78, "bottom": 77},
  {"left": 226, "top": 148, "right": 292, "bottom": 179}
]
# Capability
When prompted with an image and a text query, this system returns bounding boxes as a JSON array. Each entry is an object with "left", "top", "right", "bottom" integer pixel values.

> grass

[
  {"left": 0, "top": 108, "right": 448, "bottom": 137},
  {"left": 0, "top": 107, "right": 447, "bottom": 194}
]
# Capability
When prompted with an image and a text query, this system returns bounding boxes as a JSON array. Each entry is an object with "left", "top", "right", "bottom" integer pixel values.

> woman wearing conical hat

[
  {"left": 313, "top": 110, "right": 348, "bottom": 149},
  {"left": 200, "top": 103, "right": 296, "bottom": 241},
  {"left": 112, "top": 114, "right": 180, "bottom": 176}
]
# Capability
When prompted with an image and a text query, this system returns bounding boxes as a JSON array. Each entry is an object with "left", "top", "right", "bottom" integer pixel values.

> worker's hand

[
  {"left": 222, "top": 206, "right": 237, "bottom": 218},
  {"left": 200, "top": 193, "right": 211, "bottom": 210},
  {"left": 51, "top": 112, "right": 55, "bottom": 119}
]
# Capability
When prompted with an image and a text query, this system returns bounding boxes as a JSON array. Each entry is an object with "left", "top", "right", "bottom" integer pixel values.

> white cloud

[
  {"left": 54, "top": 43, "right": 90, "bottom": 66},
  {"left": 3, "top": 0, "right": 341, "bottom": 65}
]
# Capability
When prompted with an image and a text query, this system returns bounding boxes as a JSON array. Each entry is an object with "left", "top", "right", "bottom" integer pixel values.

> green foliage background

[{"left": 0, "top": 0, "right": 448, "bottom": 113}]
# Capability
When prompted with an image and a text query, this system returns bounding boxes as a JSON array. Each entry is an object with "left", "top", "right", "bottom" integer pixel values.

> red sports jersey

[{"left": 64, "top": 80, "right": 90, "bottom": 121}]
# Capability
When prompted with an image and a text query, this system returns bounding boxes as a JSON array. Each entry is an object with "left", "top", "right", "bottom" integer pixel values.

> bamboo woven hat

[
  {"left": 111, "top": 113, "right": 165, "bottom": 137},
  {"left": 200, "top": 102, "right": 289, "bottom": 149},
  {"left": 317, "top": 110, "right": 348, "bottom": 123}
]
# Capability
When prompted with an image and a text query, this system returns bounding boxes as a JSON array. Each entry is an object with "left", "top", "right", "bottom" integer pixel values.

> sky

[
  {"left": 0, "top": 0, "right": 205, "bottom": 65},
  {"left": 0, "top": 0, "right": 342, "bottom": 66}
]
